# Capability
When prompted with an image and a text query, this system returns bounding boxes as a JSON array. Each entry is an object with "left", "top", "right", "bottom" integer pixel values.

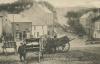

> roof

[{"left": 7, "top": 3, "right": 53, "bottom": 25}]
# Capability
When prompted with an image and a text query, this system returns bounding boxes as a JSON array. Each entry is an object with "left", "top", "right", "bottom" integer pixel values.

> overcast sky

[
  {"left": 1, "top": 0, "right": 100, "bottom": 8},
  {"left": 36, "top": 0, "right": 100, "bottom": 8}
]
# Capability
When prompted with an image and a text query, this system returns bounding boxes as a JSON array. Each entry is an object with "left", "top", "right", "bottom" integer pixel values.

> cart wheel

[{"left": 63, "top": 42, "right": 70, "bottom": 52}]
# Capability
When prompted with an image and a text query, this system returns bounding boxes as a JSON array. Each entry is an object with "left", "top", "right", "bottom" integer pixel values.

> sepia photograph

[{"left": 0, "top": 0, "right": 100, "bottom": 64}]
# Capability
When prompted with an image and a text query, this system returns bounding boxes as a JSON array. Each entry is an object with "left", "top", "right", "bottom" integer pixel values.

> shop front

[{"left": 12, "top": 22, "right": 32, "bottom": 41}]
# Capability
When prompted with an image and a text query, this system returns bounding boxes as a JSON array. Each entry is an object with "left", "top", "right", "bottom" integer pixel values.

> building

[
  {"left": 93, "top": 20, "right": 100, "bottom": 39},
  {"left": 7, "top": 3, "right": 53, "bottom": 41},
  {"left": 0, "top": 12, "right": 12, "bottom": 37}
]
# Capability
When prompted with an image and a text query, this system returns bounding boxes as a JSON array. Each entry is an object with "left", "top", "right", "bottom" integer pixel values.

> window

[
  {"left": 33, "top": 32, "right": 35, "bottom": 38},
  {"left": 34, "top": 26, "right": 36, "bottom": 30},
  {"left": 37, "top": 32, "right": 39, "bottom": 37},
  {"left": 16, "top": 31, "right": 20, "bottom": 39},
  {"left": 16, "top": 24, "right": 19, "bottom": 31}
]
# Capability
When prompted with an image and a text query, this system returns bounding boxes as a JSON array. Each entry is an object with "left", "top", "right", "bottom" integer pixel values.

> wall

[
  {"left": 93, "top": 21, "right": 100, "bottom": 38},
  {"left": 32, "top": 25, "right": 47, "bottom": 38}
]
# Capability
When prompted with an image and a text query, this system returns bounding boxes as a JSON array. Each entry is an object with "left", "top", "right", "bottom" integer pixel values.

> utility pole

[
  {"left": 13, "top": 14, "right": 15, "bottom": 41},
  {"left": 53, "top": 10, "right": 57, "bottom": 36}
]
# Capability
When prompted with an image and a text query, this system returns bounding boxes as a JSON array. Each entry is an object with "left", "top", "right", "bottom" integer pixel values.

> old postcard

[{"left": 0, "top": 0, "right": 99, "bottom": 64}]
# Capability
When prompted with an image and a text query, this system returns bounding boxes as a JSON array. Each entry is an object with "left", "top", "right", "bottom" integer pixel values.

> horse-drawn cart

[
  {"left": 41, "top": 35, "right": 73, "bottom": 53},
  {"left": 24, "top": 35, "right": 73, "bottom": 62}
]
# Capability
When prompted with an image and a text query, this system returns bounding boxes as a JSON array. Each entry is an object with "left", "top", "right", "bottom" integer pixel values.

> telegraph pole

[
  {"left": 53, "top": 10, "right": 57, "bottom": 37},
  {"left": 13, "top": 14, "right": 15, "bottom": 41}
]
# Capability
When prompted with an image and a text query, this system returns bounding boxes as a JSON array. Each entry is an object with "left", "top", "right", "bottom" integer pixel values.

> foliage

[
  {"left": 66, "top": 11, "right": 86, "bottom": 36},
  {"left": 0, "top": 0, "right": 33, "bottom": 13}
]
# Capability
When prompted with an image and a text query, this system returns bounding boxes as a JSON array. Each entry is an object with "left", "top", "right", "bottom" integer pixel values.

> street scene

[{"left": 0, "top": 0, "right": 100, "bottom": 64}]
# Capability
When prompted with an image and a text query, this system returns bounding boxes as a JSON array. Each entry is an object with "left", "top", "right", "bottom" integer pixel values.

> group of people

[
  {"left": 17, "top": 36, "right": 57, "bottom": 62},
  {"left": 17, "top": 34, "right": 58, "bottom": 62}
]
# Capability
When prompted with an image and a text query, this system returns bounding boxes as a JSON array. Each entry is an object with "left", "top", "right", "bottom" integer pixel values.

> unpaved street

[{"left": 0, "top": 38, "right": 100, "bottom": 64}]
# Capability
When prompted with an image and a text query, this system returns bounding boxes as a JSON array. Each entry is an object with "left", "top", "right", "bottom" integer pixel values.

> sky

[
  {"left": 1, "top": 0, "right": 100, "bottom": 8},
  {"left": 36, "top": 0, "right": 100, "bottom": 8}
]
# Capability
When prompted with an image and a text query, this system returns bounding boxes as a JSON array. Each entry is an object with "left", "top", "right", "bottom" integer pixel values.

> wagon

[
  {"left": 42, "top": 35, "right": 73, "bottom": 53},
  {"left": 25, "top": 38, "right": 44, "bottom": 62}
]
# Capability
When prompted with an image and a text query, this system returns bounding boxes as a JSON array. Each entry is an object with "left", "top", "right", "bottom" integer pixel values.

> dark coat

[
  {"left": 56, "top": 36, "right": 70, "bottom": 46},
  {"left": 47, "top": 38, "right": 54, "bottom": 47},
  {"left": 18, "top": 45, "right": 26, "bottom": 55}
]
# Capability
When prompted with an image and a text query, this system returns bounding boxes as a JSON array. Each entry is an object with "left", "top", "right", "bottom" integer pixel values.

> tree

[
  {"left": 0, "top": 0, "right": 33, "bottom": 13},
  {"left": 66, "top": 11, "right": 86, "bottom": 36}
]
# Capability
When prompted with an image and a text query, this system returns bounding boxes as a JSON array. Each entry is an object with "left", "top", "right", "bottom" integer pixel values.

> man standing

[{"left": 18, "top": 43, "right": 26, "bottom": 62}]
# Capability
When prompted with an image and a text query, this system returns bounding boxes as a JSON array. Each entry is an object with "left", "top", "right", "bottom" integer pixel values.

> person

[
  {"left": 53, "top": 35, "right": 57, "bottom": 53},
  {"left": 18, "top": 42, "right": 26, "bottom": 62},
  {"left": 23, "top": 31, "right": 27, "bottom": 40}
]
